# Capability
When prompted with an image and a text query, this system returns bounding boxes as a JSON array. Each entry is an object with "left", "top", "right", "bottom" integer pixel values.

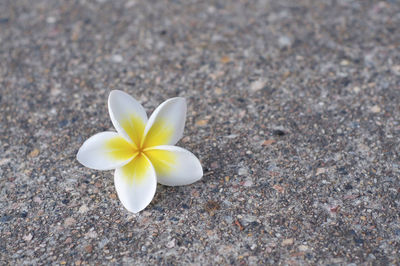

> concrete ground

[{"left": 0, "top": 0, "right": 399, "bottom": 264}]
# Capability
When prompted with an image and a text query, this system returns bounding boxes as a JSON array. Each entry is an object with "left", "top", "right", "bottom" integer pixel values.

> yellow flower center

[{"left": 104, "top": 115, "right": 177, "bottom": 184}]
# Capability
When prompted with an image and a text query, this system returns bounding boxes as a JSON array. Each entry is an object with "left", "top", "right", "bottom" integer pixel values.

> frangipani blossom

[{"left": 77, "top": 90, "right": 203, "bottom": 213}]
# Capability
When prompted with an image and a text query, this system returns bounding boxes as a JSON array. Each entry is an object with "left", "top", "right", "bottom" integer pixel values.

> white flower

[{"left": 77, "top": 90, "right": 203, "bottom": 213}]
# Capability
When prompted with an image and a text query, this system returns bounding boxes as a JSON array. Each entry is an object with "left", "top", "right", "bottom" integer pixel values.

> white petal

[
  {"left": 142, "top": 97, "right": 186, "bottom": 148},
  {"left": 114, "top": 154, "right": 157, "bottom": 213},
  {"left": 77, "top": 132, "right": 135, "bottom": 170},
  {"left": 108, "top": 90, "right": 148, "bottom": 147},
  {"left": 144, "top": 145, "right": 202, "bottom": 186}
]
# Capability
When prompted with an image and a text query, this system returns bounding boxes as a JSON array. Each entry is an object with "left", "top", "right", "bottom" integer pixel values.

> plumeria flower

[{"left": 77, "top": 90, "right": 203, "bottom": 213}]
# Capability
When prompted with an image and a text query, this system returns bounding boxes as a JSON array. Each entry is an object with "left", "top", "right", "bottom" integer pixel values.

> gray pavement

[{"left": 0, "top": 0, "right": 399, "bottom": 264}]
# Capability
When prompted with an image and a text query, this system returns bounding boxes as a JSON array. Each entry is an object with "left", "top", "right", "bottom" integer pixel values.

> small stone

[
  {"left": 166, "top": 239, "right": 175, "bottom": 248},
  {"left": 196, "top": 119, "right": 209, "bottom": 126},
  {"left": 78, "top": 204, "right": 89, "bottom": 214},
  {"left": 23, "top": 233, "right": 33, "bottom": 241},
  {"left": 358, "top": 143, "right": 370, "bottom": 153},
  {"left": 298, "top": 245, "right": 309, "bottom": 251},
  {"left": 125, "top": 0, "right": 137, "bottom": 8},
  {"left": 46, "top": 17, "right": 56, "bottom": 24},
  {"left": 210, "top": 162, "right": 219, "bottom": 169},
  {"left": 64, "top": 217, "right": 76, "bottom": 227},
  {"left": 282, "top": 71, "right": 290, "bottom": 79},
  {"left": 250, "top": 79, "right": 267, "bottom": 92},
  {"left": 272, "top": 130, "right": 286, "bottom": 136},
  {"left": 206, "top": 230, "right": 214, "bottom": 237},
  {"left": 282, "top": 238, "right": 294, "bottom": 246},
  {"left": 278, "top": 35, "right": 292, "bottom": 48},
  {"left": 142, "top": 211, "right": 152, "bottom": 216},
  {"left": 316, "top": 168, "right": 326, "bottom": 175},
  {"left": 220, "top": 56, "right": 231, "bottom": 64},
  {"left": 209, "top": 71, "right": 224, "bottom": 80},
  {"left": 243, "top": 179, "right": 253, "bottom": 187},
  {"left": 330, "top": 206, "right": 339, "bottom": 213},
  {"left": 238, "top": 168, "right": 248, "bottom": 176},
  {"left": 50, "top": 87, "right": 61, "bottom": 96},
  {"left": 273, "top": 185, "right": 285, "bottom": 193},
  {"left": 0, "top": 158, "right": 11, "bottom": 166},
  {"left": 215, "top": 87, "right": 223, "bottom": 95},
  {"left": 204, "top": 201, "right": 220, "bottom": 216},
  {"left": 33, "top": 196, "right": 42, "bottom": 203},
  {"left": 62, "top": 199, "right": 69, "bottom": 204},
  {"left": 353, "top": 86, "right": 360, "bottom": 93},
  {"left": 262, "top": 139, "right": 276, "bottom": 146},
  {"left": 181, "top": 136, "right": 191, "bottom": 143},
  {"left": 391, "top": 65, "right": 400, "bottom": 76},
  {"left": 29, "top": 148, "right": 39, "bottom": 158},
  {"left": 370, "top": 105, "right": 381, "bottom": 113},
  {"left": 98, "top": 238, "right": 110, "bottom": 249},
  {"left": 85, "top": 231, "right": 98, "bottom": 239},
  {"left": 111, "top": 54, "right": 123, "bottom": 63},
  {"left": 191, "top": 189, "right": 199, "bottom": 197},
  {"left": 340, "top": 59, "right": 350, "bottom": 66},
  {"left": 344, "top": 183, "right": 353, "bottom": 190},
  {"left": 85, "top": 244, "right": 93, "bottom": 253}
]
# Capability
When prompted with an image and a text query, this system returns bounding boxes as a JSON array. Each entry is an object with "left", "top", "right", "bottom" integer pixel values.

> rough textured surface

[{"left": 1, "top": 0, "right": 399, "bottom": 264}]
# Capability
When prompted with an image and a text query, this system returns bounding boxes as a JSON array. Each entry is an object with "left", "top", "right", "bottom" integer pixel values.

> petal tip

[
  {"left": 124, "top": 205, "right": 144, "bottom": 214},
  {"left": 76, "top": 148, "right": 83, "bottom": 164},
  {"left": 118, "top": 188, "right": 156, "bottom": 213},
  {"left": 114, "top": 162, "right": 157, "bottom": 214},
  {"left": 76, "top": 145, "right": 84, "bottom": 160},
  {"left": 162, "top": 97, "right": 186, "bottom": 108},
  {"left": 108, "top": 89, "right": 118, "bottom": 98},
  {"left": 109, "top": 89, "right": 124, "bottom": 96},
  {"left": 76, "top": 140, "right": 91, "bottom": 168},
  {"left": 171, "top": 97, "right": 186, "bottom": 106},
  {"left": 108, "top": 90, "right": 135, "bottom": 105}
]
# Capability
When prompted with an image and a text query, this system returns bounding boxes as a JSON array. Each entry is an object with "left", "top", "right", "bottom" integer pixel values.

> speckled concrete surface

[{"left": 1, "top": 0, "right": 399, "bottom": 264}]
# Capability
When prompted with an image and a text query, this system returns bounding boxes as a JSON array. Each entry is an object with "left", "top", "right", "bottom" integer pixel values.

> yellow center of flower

[{"left": 105, "top": 116, "right": 177, "bottom": 184}]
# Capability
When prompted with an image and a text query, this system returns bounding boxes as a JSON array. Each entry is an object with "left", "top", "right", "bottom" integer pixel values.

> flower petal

[
  {"left": 77, "top": 132, "right": 135, "bottom": 170},
  {"left": 114, "top": 154, "right": 157, "bottom": 213},
  {"left": 108, "top": 90, "right": 148, "bottom": 148},
  {"left": 142, "top": 97, "right": 186, "bottom": 148},
  {"left": 144, "top": 145, "right": 202, "bottom": 186}
]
